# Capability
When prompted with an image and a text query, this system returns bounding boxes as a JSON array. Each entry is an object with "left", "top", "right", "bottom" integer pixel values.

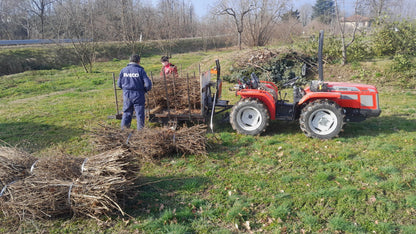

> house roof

[{"left": 341, "top": 15, "right": 371, "bottom": 22}]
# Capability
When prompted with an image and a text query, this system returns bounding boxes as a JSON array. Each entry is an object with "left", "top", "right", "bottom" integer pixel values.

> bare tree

[
  {"left": 0, "top": 0, "right": 33, "bottom": 39},
  {"left": 29, "top": 0, "right": 57, "bottom": 39},
  {"left": 56, "top": 0, "right": 99, "bottom": 73},
  {"left": 92, "top": 0, "right": 121, "bottom": 41},
  {"left": 0, "top": 0, "right": 18, "bottom": 39},
  {"left": 214, "top": 0, "right": 255, "bottom": 50},
  {"left": 140, "top": 4, "right": 158, "bottom": 40},
  {"left": 335, "top": 0, "right": 365, "bottom": 65},
  {"left": 244, "top": 0, "right": 290, "bottom": 46},
  {"left": 199, "top": 14, "right": 233, "bottom": 51},
  {"left": 119, "top": 0, "right": 143, "bottom": 54},
  {"left": 299, "top": 3, "right": 313, "bottom": 27},
  {"left": 363, "top": 0, "right": 404, "bottom": 21}
]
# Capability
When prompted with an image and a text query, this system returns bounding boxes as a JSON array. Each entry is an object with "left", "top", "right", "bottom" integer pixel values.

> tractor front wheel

[
  {"left": 230, "top": 98, "right": 269, "bottom": 135},
  {"left": 300, "top": 100, "right": 345, "bottom": 139}
]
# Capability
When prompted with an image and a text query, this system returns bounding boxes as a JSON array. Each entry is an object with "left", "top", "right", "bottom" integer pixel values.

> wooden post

[
  {"left": 186, "top": 73, "right": 192, "bottom": 121},
  {"left": 163, "top": 71, "right": 171, "bottom": 120},
  {"left": 172, "top": 73, "right": 176, "bottom": 112},
  {"left": 198, "top": 64, "right": 201, "bottom": 77}
]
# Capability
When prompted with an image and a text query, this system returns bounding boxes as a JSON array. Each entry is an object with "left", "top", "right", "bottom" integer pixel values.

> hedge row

[{"left": 0, "top": 37, "right": 232, "bottom": 76}]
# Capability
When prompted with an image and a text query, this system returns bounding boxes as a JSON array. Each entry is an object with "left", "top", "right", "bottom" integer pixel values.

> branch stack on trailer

[{"left": 145, "top": 71, "right": 213, "bottom": 123}]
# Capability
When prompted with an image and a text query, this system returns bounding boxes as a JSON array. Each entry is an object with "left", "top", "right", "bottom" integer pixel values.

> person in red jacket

[{"left": 160, "top": 56, "right": 178, "bottom": 78}]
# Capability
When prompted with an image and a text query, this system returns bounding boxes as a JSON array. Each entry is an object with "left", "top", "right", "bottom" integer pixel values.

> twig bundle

[
  {"left": 91, "top": 124, "right": 207, "bottom": 160},
  {"left": 174, "top": 124, "right": 208, "bottom": 155},
  {"left": 1, "top": 123, "right": 206, "bottom": 221},
  {"left": 0, "top": 147, "right": 140, "bottom": 221},
  {"left": 71, "top": 147, "right": 139, "bottom": 219},
  {"left": 0, "top": 146, "right": 36, "bottom": 187},
  {"left": 30, "top": 155, "right": 85, "bottom": 180},
  {"left": 146, "top": 76, "right": 201, "bottom": 112},
  {"left": 0, "top": 178, "right": 73, "bottom": 219}
]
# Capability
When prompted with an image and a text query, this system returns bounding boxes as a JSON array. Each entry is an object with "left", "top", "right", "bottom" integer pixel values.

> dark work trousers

[{"left": 121, "top": 90, "right": 145, "bottom": 130}]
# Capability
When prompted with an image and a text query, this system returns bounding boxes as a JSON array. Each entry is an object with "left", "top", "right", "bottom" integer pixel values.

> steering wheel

[{"left": 282, "top": 76, "right": 300, "bottom": 88}]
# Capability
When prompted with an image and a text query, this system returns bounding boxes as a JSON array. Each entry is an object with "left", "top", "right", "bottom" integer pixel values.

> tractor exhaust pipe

[{"left": 318, "top": 30, "right": 324, "bottom": 82}]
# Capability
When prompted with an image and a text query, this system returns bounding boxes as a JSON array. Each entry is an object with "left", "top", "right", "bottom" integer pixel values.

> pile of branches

[
  {"left": 146, "top": 76, "right": 201, "bottom": 114},
  {"left": 1, "top": 124, "right": 207, "bottom": 221},
  {"left": 0, "top": 147, "right": 139, "bottom": 221},
  {"left": 91, "top": 124, "right": 207, "bottom": 160},
  {"left": 0, "top": 147, "right": 36, "bottom": 187},
  {"left": 228, "top": 48, "right": 316, "bottom": 87}
]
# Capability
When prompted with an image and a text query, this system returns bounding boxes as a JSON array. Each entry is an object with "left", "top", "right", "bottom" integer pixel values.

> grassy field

[{"left": 1, "top": 48, "right": 416, "bottom": 233}]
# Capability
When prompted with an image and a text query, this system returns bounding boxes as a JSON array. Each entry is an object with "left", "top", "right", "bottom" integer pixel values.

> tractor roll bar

[{"left": 318, "top": 30, "right": 324, "bottom": 82}]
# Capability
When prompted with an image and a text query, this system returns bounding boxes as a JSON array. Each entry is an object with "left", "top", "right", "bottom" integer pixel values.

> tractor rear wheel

[
  {"left": 230, "top": 98, "right": 269, "bottom": 135},
  {"left": 300, "top": 99, "right": 345, "bottom": 139}
]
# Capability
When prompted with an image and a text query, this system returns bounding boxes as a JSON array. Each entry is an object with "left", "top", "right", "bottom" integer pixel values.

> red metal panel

[{"left": 298, "top": 92, "right": 341, "bottom": 105}]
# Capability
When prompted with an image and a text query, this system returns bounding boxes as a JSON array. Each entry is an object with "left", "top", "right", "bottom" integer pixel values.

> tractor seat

[{"left": 250, "top": 73, "right": 259, "bottom": 89}]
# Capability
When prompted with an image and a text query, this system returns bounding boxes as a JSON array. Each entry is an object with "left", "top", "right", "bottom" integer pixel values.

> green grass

[{"left": 1, "top": 48, "right": 416, "bottom": 232}]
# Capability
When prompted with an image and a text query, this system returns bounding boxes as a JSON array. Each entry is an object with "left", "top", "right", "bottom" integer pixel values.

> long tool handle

[{"left": 112, "top": 72, "right": 120, "bottom": 116}]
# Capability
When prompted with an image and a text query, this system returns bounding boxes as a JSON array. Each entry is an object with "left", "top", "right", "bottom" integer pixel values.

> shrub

[
  {"left": 372, "top": 20, "right": 416, "bottom": 57},
  {"left": 391, "top": 53, "right": 414, "bottom": 71},
  {"left": 0, "top": 37, "right": 230, "bottom": 76},
  {"left": 347, "top": 35, "right": 374, "bottom": 62}
]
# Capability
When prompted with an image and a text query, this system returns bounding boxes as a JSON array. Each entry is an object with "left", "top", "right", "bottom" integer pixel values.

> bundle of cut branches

[
  {"left": 126, "top": 127, "right": 175, "bottom": 160},
  {"left": 91, "top": 126, "right": 179, "bottom": 160},
  {"left": 146, "top": 76, "right": 201, "bottom": 112},
  {"left": 0, "top": 146, "right": 36, "bottom": 187},
  {"left": 0, "top": 147, "right": 140, "bottom": 220},
  {"left": 30, "top": 155, "right": 85, "bottom": 180},
  {"left": 0, "top": 178, "right": 73, "bottom": 220},
  {"left": 81, "top": 147, "right": 139, "bottom": 183},
  {"left": 70, "top": 175, "right": 128, "bottom": 219},
  {"left": 174, "top": 124, "right": 208, "bottom": 155},
  {"left": 91, "top": 125, "right": 207, "bottom": 160},
  {"left": 70, "top": 147, "right": 139, "bottom": 219}
]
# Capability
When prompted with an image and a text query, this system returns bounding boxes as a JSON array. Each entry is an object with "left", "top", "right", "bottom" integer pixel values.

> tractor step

[{"left": 275, "top": 102, "right": 295, "bottom": 121}]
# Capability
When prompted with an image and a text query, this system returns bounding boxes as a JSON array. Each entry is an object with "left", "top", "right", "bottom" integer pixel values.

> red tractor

[{"left": 229, "top": 31, "right": 381, "bottom": 139}]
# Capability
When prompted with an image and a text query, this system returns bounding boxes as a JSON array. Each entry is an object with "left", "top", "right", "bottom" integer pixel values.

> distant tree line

[
  {"left": 0, "top": 0, "right": 198, "bottom": 41},
  {"left": 1, "top": 0, "right": 415, "bottom": 72},
  {"left": 1, "top": 0, "right": 414, "bottom": 45}
]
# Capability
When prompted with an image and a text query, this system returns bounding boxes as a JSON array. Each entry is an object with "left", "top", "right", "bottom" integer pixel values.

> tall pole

[{"left": 318, "top": 30, "right": 324, "bottom": 82}]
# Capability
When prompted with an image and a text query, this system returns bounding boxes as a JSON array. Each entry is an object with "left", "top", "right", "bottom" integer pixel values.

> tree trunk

[
  {"left": 238, "top": 31, "right": 242, "bottom": 50},
  {"left": 341, "top": 42, "right": 347, "bottom": 66}
]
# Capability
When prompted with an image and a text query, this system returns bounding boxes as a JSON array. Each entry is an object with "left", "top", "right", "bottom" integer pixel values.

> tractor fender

[
  {"left": 298, "top": 92, "right": 341, "bottom": 106},
  {"left": 237, "top": 89, "right": 276, "bottom": 120},
  {"left": 260, "top": 81, "right": 278, "bottom": 92}
]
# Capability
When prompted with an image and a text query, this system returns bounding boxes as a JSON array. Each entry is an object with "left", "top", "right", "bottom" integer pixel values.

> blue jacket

[{"left": 117, "top": 63, "right": 152, "bottom": 92}]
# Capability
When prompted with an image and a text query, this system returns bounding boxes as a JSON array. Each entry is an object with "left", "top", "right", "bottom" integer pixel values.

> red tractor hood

[
  {"left": 300, "top": 81, "right": 381, "bottom": 117},
  {"left": 304, "top": 82, "right": 378, "bottom": 93}
]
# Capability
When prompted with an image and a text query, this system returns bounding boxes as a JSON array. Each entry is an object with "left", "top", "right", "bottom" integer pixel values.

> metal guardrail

[{"left": 0, "top": 39, "right": 92, "bottom": 46}]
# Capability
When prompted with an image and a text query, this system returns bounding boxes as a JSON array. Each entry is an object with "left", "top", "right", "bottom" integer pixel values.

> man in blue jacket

[{"left": 117, "top": 54, "right": 152, "bottom": 130}]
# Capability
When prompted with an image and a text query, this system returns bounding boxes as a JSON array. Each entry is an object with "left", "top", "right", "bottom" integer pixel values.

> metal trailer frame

[{"left": 109, "top": 60, "right": 232, "bottom": 131}]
